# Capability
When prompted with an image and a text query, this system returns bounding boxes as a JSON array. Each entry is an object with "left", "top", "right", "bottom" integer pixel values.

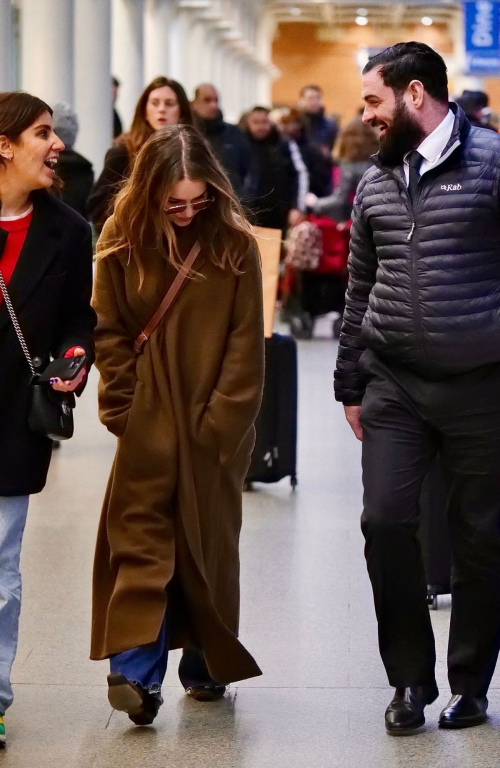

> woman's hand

[{"left": 50, "top": 347, "right": 87, "bottom": 393}]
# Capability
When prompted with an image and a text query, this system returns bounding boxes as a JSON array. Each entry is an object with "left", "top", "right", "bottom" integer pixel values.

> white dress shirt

[{"left": 403, "top": 109, "right": 455, "bottom": 185}]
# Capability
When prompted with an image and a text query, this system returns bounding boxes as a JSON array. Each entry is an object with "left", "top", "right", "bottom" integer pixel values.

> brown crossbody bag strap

[{"left": 134, "top": 240, "right": 201, "bottom": 354}]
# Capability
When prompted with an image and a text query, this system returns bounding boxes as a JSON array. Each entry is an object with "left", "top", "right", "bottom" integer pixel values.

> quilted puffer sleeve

[{"left": 334, "top": 177, "right": 378, "bottom": 404}]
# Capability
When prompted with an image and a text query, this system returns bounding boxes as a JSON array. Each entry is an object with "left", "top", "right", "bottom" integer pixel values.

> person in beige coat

[{"left": 91, "top": 125, "right": 265, "bottom": 726}]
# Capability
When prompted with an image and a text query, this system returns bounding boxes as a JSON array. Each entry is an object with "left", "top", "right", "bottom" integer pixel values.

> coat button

[{"left": 32, "top": 357, "right": 42, "bottom": 368}]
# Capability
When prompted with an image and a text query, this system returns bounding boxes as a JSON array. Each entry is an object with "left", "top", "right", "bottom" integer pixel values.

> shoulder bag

[
  {"left": 134, "top": 240, "right": 201, "bottom": 354},
  {"left": 0, "top": 269, "right": 74, "bottom": 441}
]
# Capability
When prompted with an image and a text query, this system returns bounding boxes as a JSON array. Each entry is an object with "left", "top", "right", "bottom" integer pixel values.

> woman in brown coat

[{"left": 91, "top": 125, "right": 264, "bottom": 726}]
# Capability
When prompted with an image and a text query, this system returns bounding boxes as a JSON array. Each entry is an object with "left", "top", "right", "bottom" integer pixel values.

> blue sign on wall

[{"left": 464, "top": 0, "right": 500, "bottom": 74}]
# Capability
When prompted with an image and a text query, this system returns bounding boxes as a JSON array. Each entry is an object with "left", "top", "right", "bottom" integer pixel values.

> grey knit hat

[{"left": 53, "top": 102, "right": 79, "bottom": 150}]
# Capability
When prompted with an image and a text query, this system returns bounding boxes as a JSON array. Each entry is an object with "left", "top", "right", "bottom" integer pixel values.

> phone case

[{"left": 38, "top": 356, "right": 87, "bottom": 383}]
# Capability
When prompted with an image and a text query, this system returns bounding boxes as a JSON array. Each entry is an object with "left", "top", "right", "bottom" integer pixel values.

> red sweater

[{"left": 0, "top": 208, "right": 33, "bottom": 301}]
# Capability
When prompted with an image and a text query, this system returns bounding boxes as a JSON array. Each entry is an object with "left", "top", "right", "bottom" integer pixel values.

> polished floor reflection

[{"left": 5, "top": 317, "right": 500, "bottom": 767}]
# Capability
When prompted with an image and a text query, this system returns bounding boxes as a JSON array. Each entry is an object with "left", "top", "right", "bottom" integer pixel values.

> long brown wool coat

[{"left": 90, "top": 220, "right": 265, "bottom": 684}]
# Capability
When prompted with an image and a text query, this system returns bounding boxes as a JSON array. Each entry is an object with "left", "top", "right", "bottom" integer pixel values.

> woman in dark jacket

[
  {"left": 278, "top": 107, "right": 333, "bottom": 207},
  {"left": 88, "top": 77, "right": 193, "bottom": 234},
  {"left": 53, "top": 102, "right": 94, "bottom": 219},
  {"left": 0, "top": 91, "right": 95, "bottom": 745}
]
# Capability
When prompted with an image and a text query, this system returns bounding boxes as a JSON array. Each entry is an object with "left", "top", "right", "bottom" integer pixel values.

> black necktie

[{"left": 407, "top": 150, "right": 423, "bottom": 204}]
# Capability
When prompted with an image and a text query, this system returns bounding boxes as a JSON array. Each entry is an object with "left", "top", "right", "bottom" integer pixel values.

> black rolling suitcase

[
  {"left": 419, "top": 458, "right": 452, "bottom": 610},
  {"left": 246, "top": 333, "right": 298, "bottom": 489}
]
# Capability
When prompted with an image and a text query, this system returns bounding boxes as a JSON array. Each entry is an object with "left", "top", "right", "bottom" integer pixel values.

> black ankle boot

[
  {"left": 385, "top": 684, "right": 439, "bottom": 735},
  {"left": 439, "top": 695, "right": 488, "bottom": 729}
]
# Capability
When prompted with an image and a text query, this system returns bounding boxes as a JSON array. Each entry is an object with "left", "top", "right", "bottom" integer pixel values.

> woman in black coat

[
  {"left": 88, "top": 77, "right": 193, "bottom": 234},
  {"left": 0, "top": 91, "right": 95, "bottom": 744}
]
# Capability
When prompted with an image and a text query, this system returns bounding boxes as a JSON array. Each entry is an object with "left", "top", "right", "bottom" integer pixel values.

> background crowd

[{"left": 52, "top": 74, "right": 500, "bottom": 342}]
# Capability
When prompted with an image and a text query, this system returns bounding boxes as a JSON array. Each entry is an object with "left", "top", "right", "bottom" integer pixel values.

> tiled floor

[{"left": 4, "top": 318, "right": 500, "bottom": 767}]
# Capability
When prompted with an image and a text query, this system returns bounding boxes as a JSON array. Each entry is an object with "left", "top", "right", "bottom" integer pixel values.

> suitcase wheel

[
  {"left": 291, "top": 476, "right": 298, "bottom": 491},
  {"left": 427, "top": 594, "right": 439, "bottom": 611},
  {"left": 243, "top": 481, "right": 253, "bottom": 493}
]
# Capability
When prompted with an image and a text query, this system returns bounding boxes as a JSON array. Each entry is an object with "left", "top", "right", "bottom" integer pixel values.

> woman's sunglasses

[{"left": 164, "top": 198, "right": 214, "bottom": 215}]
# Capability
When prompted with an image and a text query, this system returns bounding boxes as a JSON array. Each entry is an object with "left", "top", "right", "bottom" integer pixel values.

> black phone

[{"left": 38, "top": 355, "right": 87, "bottom": 383}]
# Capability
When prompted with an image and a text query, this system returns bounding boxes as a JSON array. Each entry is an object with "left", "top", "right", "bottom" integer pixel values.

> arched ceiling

[{"left": 266, "top": 1, "right": 459, "bottom": 29}]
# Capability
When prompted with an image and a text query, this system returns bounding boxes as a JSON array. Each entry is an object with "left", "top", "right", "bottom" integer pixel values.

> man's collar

[{"left": 404, "top": 109, "right": 455, "bottom": 167}]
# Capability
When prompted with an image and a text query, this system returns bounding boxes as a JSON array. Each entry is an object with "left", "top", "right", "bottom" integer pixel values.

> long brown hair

[
  {"left": 337, "top": 117, "right": 379, "bottom": 163},
  {"left": 118, "top": 77, "right": 193, "bottom": 156},
  {"left": 98, "top": 124, "right": 256, "bottom": 288}
]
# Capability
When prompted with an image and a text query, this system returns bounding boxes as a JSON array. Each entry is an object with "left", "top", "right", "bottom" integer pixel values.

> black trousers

[{"left": 360, "top": 350, "right": 500, "bottom": 697}]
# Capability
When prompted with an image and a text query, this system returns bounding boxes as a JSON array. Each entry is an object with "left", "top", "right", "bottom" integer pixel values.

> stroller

[{"left": 284, "top": 214, "right": 350, "bottom": 339}]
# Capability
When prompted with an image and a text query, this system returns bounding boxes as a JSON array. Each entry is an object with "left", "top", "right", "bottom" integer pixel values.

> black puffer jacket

[{"left": 335, "top": 105, "right": 500, "bottom": 404}]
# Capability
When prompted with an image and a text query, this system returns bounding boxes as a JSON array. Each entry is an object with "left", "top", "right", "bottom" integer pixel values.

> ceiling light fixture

[
  {"left": 290, "top": 6, "right": 302, "bottom": 16},
  {"left": 357, "top": 8, "right": 369, "bottom": 16},
  {"left": 355, "top": 15, "right": 369, "bottom": 26},
  {"left": 421, "top": 16, "right": 433, "bottom": 26}
]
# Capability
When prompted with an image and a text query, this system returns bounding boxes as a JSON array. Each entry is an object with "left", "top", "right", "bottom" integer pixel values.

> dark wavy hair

[
  {"left": 118, "top": 77, "right": 193, "bottom": 156},
  {"left": 0, "top": 91, "right": 63, "bottom": 191},
  {"left": 98, "top": 124, "right": 256, "bottom": 287},
  {"left": 0, "top": 91, "right": 52, "bottom": 169},
  {"left": 364, "top": 42, "right": 449, "bottom": 105}
]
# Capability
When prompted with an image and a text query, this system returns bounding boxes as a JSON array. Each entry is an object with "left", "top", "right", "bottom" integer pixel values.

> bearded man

[{"left": 335, "top": 42, "right": 500, "bottom": 735}]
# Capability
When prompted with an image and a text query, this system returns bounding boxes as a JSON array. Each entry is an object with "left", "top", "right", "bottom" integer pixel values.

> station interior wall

[{"left": 272, "top": 22, "right": 500, "bottom": 126}]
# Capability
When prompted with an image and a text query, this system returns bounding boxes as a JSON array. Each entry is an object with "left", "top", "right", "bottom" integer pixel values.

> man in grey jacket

[{"left": 335, "top": 42, "right": 500, "bottom": 735}]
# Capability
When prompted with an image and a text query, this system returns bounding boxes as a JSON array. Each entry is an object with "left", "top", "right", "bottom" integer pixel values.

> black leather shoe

[
  {"left": 439, "top": 695, "right": 488, "bottom": 729},
  {"left": 385, "top": 684, "right": 439, "bottom": 735},
  {"left": 107, "top": 674, "right": 163, "bottom": 725}
]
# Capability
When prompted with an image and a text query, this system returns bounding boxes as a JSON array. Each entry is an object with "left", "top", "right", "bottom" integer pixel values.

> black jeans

[{"left": 360, "top": 350, "right": 500, "bottom": 697}]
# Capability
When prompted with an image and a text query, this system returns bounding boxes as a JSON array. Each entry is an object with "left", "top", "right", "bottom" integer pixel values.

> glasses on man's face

[{"left": 164, "top": 198, "right": 214, "bottom": 216}]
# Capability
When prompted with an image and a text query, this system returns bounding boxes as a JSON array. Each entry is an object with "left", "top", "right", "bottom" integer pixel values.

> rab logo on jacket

[{"left": 441, "top": 183, "right": 462, "bottom": 192}]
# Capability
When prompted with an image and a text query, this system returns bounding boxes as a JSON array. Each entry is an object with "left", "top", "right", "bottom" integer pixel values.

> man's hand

[{"left": 344, "top": 404, "right": 363, "bottom": 441}]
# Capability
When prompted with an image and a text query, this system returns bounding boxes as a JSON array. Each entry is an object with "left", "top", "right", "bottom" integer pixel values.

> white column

[
  {"left": 220, "top": 47, "right": 234, "bottom": 119},
  {"left": 255, "top": 12, "right": 276, "bottom": 107},
  {"left": 188, "top": 19, "right": 210, "bottom": 95},
  {"left": 21, "top": 0, "right": 74, "bottom": 106},
  {"left": 112, "top": 0, "right": 145, "bottom": 130},
  {"left": 144, "top": 0, "right": 175, "bottom": 82},
  {"left": 74, "top": 0, "right": 112, "bottom": 175},
  {"left": 230, "top": 52, "right": 245, "bottom": 121},
  {"left": 167, "top": 8, "right": 192, "bottom": 84},
  {"left": 0, "top": 0, "right": 13, "bottom": 91},
  {"left": 210, "top": 30, "right": 224, "bottom": 90}
]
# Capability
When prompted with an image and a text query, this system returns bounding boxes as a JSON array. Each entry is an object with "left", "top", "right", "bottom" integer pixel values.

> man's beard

[{"left": 377, "top": 97, "right": 426, "bottom": 168}]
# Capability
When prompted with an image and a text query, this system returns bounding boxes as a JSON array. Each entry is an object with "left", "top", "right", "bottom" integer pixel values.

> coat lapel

[{"left": 0, "top": 191, "right": 61, "bottom": 332}]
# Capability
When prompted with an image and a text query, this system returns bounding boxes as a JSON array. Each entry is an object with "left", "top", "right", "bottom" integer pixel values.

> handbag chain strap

[{"left": 0, "top": 269, "right": 36, "bottom": 377}]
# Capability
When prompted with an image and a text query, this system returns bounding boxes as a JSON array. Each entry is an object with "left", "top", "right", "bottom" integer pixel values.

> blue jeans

[
  {"left": 110, "top": 610, "right": 170, "bottom": 695},
  {"left": 110, "top": 611, "right": 216, "bottom": 693},
  {"left": 0, "top": 496, "right": 29, "bottom": 715}
]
